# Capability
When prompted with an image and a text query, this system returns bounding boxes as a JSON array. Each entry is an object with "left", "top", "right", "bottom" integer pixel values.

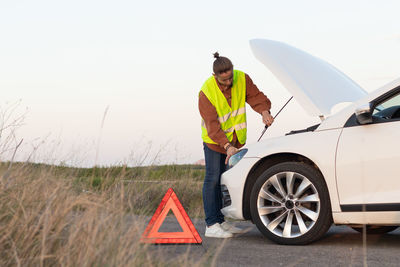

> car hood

[{"left": 250, "top": 39, "right": 367, "bottom": 116}]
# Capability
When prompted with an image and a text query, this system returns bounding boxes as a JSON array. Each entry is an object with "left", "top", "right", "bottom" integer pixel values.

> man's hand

[
  {"left": 225, "top": 146, "right": 239, "bottom": 165},
  {"left": 262, "top": 110, "right": 274, "bottom": 126}
]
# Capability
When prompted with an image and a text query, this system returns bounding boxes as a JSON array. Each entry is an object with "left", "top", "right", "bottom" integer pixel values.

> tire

[
  {"left": 250, "top": 162, "right": 332, "bottom": 245},
  {"left": 351, "top": 226, "right": 398, "bottom": 234}
]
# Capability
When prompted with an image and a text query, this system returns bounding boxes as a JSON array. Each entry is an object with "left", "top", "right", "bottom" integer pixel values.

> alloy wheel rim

[{"left": 257, "top": 171, "right": 320, "bottom": 238}]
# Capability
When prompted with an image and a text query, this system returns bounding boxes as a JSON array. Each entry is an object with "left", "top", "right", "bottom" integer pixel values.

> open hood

[{"left": 250, "top": 39, "right": 367, "bottom": 116}]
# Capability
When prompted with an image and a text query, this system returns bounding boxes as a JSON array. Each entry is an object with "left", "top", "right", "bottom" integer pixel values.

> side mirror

[{"left": 355, "top": 103, "right": 373, "bottom": 125}]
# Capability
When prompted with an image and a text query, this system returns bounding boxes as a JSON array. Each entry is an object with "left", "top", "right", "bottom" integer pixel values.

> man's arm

[
  {"left": 199, "top": 91, "right": 230, "bottom": 149},
  {"left": 245, "top": 74, "right": 271, "bottom": 114},
  {"left": 245, "top": 74, "right": 274, "bottom": 126}
]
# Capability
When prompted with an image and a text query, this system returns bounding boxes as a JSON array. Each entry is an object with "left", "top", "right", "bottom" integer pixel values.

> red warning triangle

[{"left": 140, "top": 188, "right": 202, "bottom": 244}]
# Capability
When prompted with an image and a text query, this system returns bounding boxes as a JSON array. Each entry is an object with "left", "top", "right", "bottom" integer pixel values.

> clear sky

[{"left": 1, "top": 0, "right": 399, "bottom": 166}]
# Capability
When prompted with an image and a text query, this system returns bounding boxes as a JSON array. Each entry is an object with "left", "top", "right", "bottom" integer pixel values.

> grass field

[{"left": 0, "top": 162, "right": 212, "bottom": 266}]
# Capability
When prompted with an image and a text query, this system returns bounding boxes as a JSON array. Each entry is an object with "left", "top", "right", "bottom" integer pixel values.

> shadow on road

[
  {"left": 144, "top": 217, "right": 400, "bottom": 266},
  {"left": 318, "top": 226, "right": 400, "bottom": 247}
]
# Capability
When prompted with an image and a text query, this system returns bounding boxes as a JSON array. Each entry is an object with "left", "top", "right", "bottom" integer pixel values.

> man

[{"left": 198, "top": 52, "right": 273, "bottom": 238}]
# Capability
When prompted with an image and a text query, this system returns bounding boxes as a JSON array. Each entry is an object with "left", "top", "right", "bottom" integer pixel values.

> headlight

[{"left": 228, "top": 148, "right": 248, "bottom": 169}]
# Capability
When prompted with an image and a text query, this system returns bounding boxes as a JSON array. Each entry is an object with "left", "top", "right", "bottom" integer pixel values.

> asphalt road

[{"left": 147, "top": 217, "right": 400, "bottom": 267}]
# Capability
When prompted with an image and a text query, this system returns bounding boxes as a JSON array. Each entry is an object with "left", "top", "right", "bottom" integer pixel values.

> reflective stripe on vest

[{"left": 200, "top": 70, "right": 247, "bottom": 145}]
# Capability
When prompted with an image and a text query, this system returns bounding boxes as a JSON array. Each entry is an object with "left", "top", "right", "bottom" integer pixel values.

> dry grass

[{"left": 0, "top": 162, "right": 212, "bottom": 266}]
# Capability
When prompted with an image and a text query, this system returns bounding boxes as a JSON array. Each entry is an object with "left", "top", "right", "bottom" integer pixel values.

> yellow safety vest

[{"left": 200, "top": 70, "right": 247, "bottom": 145}]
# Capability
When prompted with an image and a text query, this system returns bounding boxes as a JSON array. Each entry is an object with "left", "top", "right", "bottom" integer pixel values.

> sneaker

[
  {"left": 220, "top": 221, "right": 245, "bottom": 234},
  {"left": 205, "top": 223, "right": 233, "bottom": 238}
]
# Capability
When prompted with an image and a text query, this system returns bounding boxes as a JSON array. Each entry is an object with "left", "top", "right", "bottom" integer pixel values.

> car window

[{"left": 373, "top": 92, "right": 400, "bottom": 120}]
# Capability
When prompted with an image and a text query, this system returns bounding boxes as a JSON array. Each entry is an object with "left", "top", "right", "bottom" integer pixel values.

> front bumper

[{"left": 220, "top": 157, "right": 260, "bottom": 220}]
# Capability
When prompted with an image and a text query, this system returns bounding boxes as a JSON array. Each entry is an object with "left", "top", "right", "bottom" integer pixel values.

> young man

[{"left": 198, "top": 52, "right": 274, "bottom": 238}]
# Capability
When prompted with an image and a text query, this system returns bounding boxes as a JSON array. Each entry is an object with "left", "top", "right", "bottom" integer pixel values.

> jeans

[{"left": 202, "top": 143, "right": 226, "bottom": 226}]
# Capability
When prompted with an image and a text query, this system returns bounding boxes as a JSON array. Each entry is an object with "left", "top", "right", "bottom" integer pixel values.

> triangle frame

[{"left": 141, "top": 188, "right": 202, "bottom": 244}]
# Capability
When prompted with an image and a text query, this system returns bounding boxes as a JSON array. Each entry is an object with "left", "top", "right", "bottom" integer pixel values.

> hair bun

[{"left": 213, "top": 52, "right": 220, "bottom": 59}]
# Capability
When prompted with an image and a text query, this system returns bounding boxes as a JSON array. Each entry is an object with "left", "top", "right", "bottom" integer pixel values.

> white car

[{"left": 222, "top": 39, "right": 400, "bottom": 245}]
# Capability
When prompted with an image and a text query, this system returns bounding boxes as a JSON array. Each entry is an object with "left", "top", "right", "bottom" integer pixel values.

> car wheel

[
  {"left": 250, "top": 162, "right": 332, "bottom": 245},
  {"left": 351, "top": 226, "right": 398, "bottom": 234}
]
